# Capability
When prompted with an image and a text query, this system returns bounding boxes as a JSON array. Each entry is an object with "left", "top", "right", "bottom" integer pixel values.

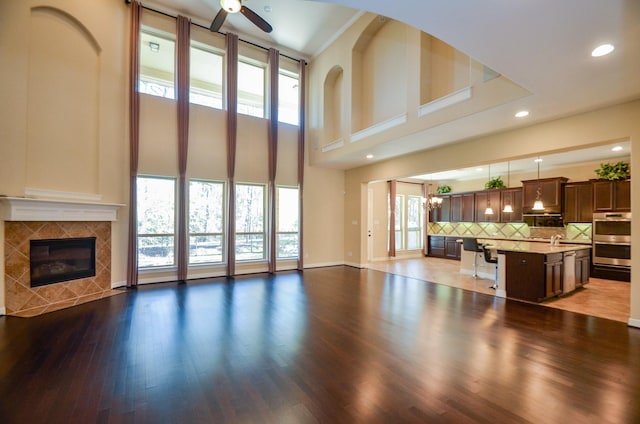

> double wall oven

[{"left": 592, "top": 212, "right": 631, "bottom": 267}]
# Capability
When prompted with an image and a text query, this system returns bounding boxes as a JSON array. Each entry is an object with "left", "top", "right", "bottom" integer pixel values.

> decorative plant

[
  {"left": 437, "top": 185, "right": 452, "bottom": 194},
  {"left": 485, "top": 176, "right": 506, "bottom": 189},
  {"left": 594, "top": 161, "right": 630, "bottom": 181}
]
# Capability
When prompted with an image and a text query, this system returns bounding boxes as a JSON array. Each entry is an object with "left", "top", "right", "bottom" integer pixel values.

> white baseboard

[
  {"left": 496, "top": 289, "right": 507, "bottom": 298},
  {"left": 111, "top": 280, "right": 126, "bottom": 289},
  {"left": 344, "top": 261, "right": 364, "bottom": 268},
  {"left": 628, "top": 318, "right": 640, "bottom": 329},
  {"left": 303, "top": 261, "right": 344, "bottom": 269},
  {"left": 0, "top": 306, "right": 5, "bottom": 316}
]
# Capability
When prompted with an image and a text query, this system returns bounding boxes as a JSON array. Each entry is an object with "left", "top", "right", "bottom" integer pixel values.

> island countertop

[{"left": 479, "top": 239, "right": 591, "bottom": 254}]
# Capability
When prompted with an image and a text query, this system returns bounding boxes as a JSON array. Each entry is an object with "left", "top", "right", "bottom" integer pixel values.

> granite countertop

[{"left": 480, "top": 239, "right": 591, "bottom": 254}]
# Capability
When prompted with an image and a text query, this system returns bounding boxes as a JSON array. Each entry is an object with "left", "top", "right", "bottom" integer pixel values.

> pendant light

[
  {"left": 502, "top": 161, "right": 514, "bottom": 213},
  {"left": 532, "top": 157, "right": 545, "bottom": 211},
  {"left": 484, "top": 164, "right": 494, "bottom": 215}
]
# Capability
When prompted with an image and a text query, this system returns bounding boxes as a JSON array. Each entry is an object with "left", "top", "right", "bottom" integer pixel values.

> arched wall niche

[
  {"left": 26, "top": 6, "right": 102, "bottom": 194},
  {"left": 323, "top": 65, "right": 344, "bottom": 144},
  {"left": 419, "top": 33, "right": 470, "bottom": 105},
  {"left": 351, "top": 16, "right": 408, "bottom": 133}
]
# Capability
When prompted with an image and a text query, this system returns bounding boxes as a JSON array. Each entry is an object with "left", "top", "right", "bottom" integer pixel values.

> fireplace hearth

[{"left": 30, "top": 237, "right": 96, "bottom": 287}]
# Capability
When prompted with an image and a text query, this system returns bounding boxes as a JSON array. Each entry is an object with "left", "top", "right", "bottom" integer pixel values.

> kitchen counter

[{"left": 481, "top": 239, "right": 591, "bottom": 254}]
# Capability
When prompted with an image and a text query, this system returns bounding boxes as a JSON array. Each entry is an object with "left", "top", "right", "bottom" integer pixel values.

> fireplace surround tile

[{"left": 4, "top": 221, "right": 123, "bottom": 317}]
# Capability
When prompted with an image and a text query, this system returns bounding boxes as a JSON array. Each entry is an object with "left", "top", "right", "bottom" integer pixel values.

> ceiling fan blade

[
  {"left": 240, "top": 6, "right": 273, "bottom": 33},
  {"left": 210, "top": 9, "right": 228, "bottom": 32}
]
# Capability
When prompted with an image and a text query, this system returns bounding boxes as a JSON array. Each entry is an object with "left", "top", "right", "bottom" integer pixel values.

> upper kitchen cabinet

[
  {"left": 522, "top": 177, "right": 568, "bottom": 214},
  {"left": 450, "top": 193, "right": 475, "bottom": 222},
  {"left": 429, "top": 195, "right": 451, "bottom": 222},
  {"left": 475, "top": 190, "right": 501, "bottom": 222},
  {"left": 564, "top": 182, "right": 593, "bottom": 223},
  {"left": 500, "top": 188, "right": 523, "bottom": 222},
  {"left": 592, "top": 180, "right": 631, "bottom": 212}
]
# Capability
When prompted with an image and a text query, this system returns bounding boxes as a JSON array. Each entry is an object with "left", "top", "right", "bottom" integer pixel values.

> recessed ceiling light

[
  {"left": 366, "top": 154, "right": 374, "bottom": 159},
  {"left": 612, "top": 145, "right": 623, "bottom": 152},
  {"left": 591, "top": 43, "right": 615, "bottom": 57},
  {"left": 515, "top": 110, "right": 529, "bottom": 118},
  {"left": 534, "top": 158, "right": 543, "bottom": 163},
  {"left": 476, "top": 167, "right": 483, "bottom": 172}
]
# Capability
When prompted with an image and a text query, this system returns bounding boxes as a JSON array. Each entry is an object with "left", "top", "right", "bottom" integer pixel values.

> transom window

[
  {"left": 237, "top": 59, "right": 265, "bottom": 118},
  {"left": 139, "top": 30, "right": 176, "bottom": 99},
  {"left": 190, "top": 43, "right": 223, "bottom": 109},
  {"left": 278, "top": 70, "right": 299, "bottom": 125}
]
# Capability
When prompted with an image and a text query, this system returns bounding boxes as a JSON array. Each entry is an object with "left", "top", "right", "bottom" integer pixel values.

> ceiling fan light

[{"left": 220, "top": 0, "right": 241, "bottom": 13}]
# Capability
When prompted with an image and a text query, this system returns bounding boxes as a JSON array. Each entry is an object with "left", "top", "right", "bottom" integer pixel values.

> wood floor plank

[{"left": 1, "top": 266, "right": 640, "bottom": 423}]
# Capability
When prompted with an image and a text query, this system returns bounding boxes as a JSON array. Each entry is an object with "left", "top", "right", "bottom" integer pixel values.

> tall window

[
  {"left": 237, "top": 59, "right": 265, "bottom": 118},
  {"left": 137, "top": 176, "right": 176, "bottom": 267},
  {"left": 395, "top": 195, "right": 404, "bottom": 250},
  {"left": 188, "top": 180, "right": 225, "bottom": 264},
  {"left": 190, "top": 43, "right": 223, "bottom": 109},
  {"left": 139, "top": 30, "right": 176, "bottom": 99},
  {"left": 278, "top": 70, "right": 299, "bottom": 125},
  {"left": 407, "top": 196, "right": 424, "bottom": 250},
  {"left": 276, "top": 186, "right": 299, "bottom": 258},
  {"left": 236, "top": 184, "right": 265, "bottom": 260}
]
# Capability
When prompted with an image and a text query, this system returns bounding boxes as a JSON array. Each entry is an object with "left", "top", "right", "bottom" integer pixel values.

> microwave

[
  {"left": 523, "top": 213, "right": 564, "bottom": 227},
  {"left": 593, "top": 212, "right": 631, "bottom": 243}
]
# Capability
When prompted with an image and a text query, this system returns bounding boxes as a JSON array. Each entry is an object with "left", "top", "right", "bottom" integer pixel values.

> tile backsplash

[{"left": 428, "top": 221, "right": 592, "bottom": 242}]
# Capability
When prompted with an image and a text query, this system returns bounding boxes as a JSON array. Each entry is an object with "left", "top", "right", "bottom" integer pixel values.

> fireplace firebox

[{"left": 30, "top": 237, "right": 97, "bottom": 287}]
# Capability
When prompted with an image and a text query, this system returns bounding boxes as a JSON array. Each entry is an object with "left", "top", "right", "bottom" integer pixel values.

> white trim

[
  {"left": 628, "top": 318, "right": 640, "bottom": 329},
  {"left": 0, "top": 306, "right": 5, "bottom": 316},
  {"left": 24, "top": 188, "right": 103, "bottom": 202},
  {"left": 0, "top": 197, "right": 124, "bottom": 221},
  {"left": 344, "top": 261, "right": 365, "bottom": 268},
  {"left": 321, "top": 138, "right": 344, "bottom": 152},
  {"left": 303, "top": 261, "right": 345, "bottom": 269},
  {"left": 418, "top": 87, "right": 472, "bottom": 117},
  {"left": 495, "top": 289, "right": 507, "bottom": 298},
  {"left": 311, "top": 10, "right": 366, "bottom": 59},
  {"left": 111, "top": 280, "right": 126, "bottom": 289},
  {"left": 351, "top": 114, "right": 407, "bottom": 143}
]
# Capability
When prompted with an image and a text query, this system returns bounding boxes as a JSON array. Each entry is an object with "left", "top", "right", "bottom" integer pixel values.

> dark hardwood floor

[{"left": 2, "top": 266, "right": 640, "bottom": 423}]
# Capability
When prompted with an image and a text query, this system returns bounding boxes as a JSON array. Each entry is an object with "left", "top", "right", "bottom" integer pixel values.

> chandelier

[{"left": 425, "top": 184, "right": 443, "bottom": 211}]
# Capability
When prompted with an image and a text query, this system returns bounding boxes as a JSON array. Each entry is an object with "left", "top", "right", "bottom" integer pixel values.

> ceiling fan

[{"left": 210, "top": 0, "right": 273, "bottom": 33}]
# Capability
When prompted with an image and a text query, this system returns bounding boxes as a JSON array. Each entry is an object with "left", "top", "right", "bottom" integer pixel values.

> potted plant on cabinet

[{"left": 594, "top": 161, "right": 630, "bottom": 181}]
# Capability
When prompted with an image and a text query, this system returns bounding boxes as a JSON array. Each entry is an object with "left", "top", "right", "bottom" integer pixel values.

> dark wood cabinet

[
  {"left": 564, "top": 182, "right": 593, "bottom": 223},
  {"left": 500, "top": 188, "right": 523, "bottom": 222},
  {"left": 429, "top": 195, "right": 451, "bottom": 222},
  {"left": 545, "top": 253, "right": 564, "bottom": 298},
  {"left": 575, "top": 249, "right": 590, "bottom": 288},
  {"left": 428, "top": 235, "right": 445, "bottom": 257},
  {"left": 592, "top": 180, "right": 631, "bottom": 212},
  {"left": 522, "top": 177, "right": 568, "bottom": 214},
  {"left": 445, "top": 237, "right": 461, "bottom": 259},
  {"left": 475, "top": 190, "right": 501, "bottom": 222},
  {"left": 505, "top": 252, "right": 545, "bottom": 302},
  {"left": 428, "top": 236, "right": 460, "bottom": 260},
  {"left": 450, "top": 193, "right": 475, "bottom": 222},
  {"left": 505, "top": 251, "right": 564, "bottom": 302}
]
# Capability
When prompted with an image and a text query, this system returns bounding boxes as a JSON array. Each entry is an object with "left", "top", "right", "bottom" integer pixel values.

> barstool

[
  {"left": 462, "top": 238, "right": 483, "bottom": 278},
  {"left": 483, "top": 245, "right": 498, "bottom": 289}
]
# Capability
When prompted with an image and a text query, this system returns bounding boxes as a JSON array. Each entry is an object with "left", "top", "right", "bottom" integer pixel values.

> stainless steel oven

[
  {"left": 593, "top": 212, "right": 631, "bottom": 243},
  {"left": 592, "top": 212, "right": 631, "bottom": 267}
]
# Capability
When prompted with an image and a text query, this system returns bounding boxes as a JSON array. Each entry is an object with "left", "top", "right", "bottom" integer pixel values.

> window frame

[
  {"left": 138, "top": 28, "right": 176, "bottom": 100},
  {"left": 189, "top": 41, "right": 224, "bottom": 109},
  {"left": 237, "top": 57, "right": 266, "bottom": 118},
  {"left": 278, "top": 69, "right": 300, "bottom": 126}
]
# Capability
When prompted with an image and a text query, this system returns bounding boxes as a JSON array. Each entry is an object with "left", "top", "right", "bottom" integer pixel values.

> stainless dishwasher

[{"left": 562, "top": 251, "right": 576, "bottom": 294}]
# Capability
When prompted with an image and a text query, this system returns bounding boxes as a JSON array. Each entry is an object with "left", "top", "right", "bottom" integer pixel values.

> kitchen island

[{"left": 459, "top": 239, "right": 591, "bottom": 301}]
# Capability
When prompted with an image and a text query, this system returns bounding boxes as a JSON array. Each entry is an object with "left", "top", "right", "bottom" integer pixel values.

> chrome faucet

[{"left": 550, "top": 234, "right": 563, "bottom": 246}]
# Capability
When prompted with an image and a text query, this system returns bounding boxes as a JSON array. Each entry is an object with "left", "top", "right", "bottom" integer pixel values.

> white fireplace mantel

[{"left": 0, "top": 197, "right": 125, "bottom": 222}]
